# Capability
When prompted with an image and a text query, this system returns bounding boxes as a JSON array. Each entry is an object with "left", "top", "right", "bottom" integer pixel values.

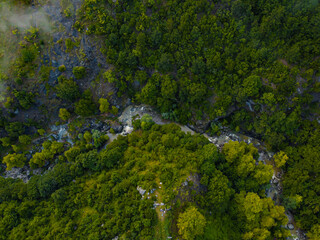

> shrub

[
  {"left": 58, "top": 65, "right": 66, "bottom": 72},
  {"left": 37, "top": 129, "right": 46, "bottom": 136},
  {"left": 20, "top": 45, "right": 37, "bottom": 64},
  {"left": 19, "top": 135, "right": 32, "bottom": 145},
  {"left": 99, "top": 98, "right": 110, "bottom": 113},
  {"left": 72, "top": 66, "right": 86, "bottom": 79},
  {"left": 56, "top": 77, "right": 80, "bottom": 101},
  {"left": 111, "top": 106, "right": 119, "bottom": 115},
  {"left": 59, "top": 108, "right": 71, "bottom": 121},
  {"left": 74, "top": 98, "right": 96, "bottom": 117}
]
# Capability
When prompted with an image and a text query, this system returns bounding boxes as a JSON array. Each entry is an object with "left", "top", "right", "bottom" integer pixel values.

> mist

[
  {"left": 0, "top": 2, "right": 52, "bottom": 33},
  {"left": 0, "top": 1, "right": 54, "bottom": 102}
]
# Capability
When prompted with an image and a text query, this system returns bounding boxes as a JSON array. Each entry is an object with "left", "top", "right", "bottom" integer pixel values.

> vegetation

[
  {"left": 72, "top": 66, "right": 86, "bottom": 79},
  {"left": 58, "top": 65, "right": 66, "bottom": 72},
  {"left": 2, "top": 153, "right": 27, "bottom": 170},
  {"left": 56, "top": 76, "right": 80, "bottom": 101},
  {"left": 0, "top": 0, "right": 319, "bottom": 238},
  {"left": 98, "top": 98, "right": 110, "bottom": 113},
  {"left": 0, "top": 123, "right": 289, "bottom": 239},
  {"left": 77, "top": 0, "right": 320, "bottom": 234},
  {"left": 177, "top": 206, "right": 206, "bottom": 240},
  {"left": 59, "top": 108, "right": 71, "bottom": 121}
]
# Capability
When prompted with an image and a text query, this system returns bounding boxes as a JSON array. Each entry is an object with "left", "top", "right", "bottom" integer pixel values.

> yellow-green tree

[
  {"left": 177, "top": 206, "right": 206, "bottom": 240},
  {"left": 273, "top": 151, "right": 288, "bottom": 168},
  {"left": 307, "top": 224, "right": 320, "bottom": 240},
  {"left": 59, "top": 108, "right": 71, "bottom": 121},
  {"left": 99, "top": 98, "right": 110, "bottom": 113},
  {"left": 235, "top": 192, "right": 289, "bottom": 240},
  {"left": 2, "top": 153, "right": 27, "bottom": 170}
]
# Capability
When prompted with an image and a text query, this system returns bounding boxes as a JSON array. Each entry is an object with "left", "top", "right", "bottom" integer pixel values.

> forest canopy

[
  {"left": 0, "top": 0, "right": 319, "bottom": 238},
  {"left": 0, "top": 123, "right": 290, "bottom": 239}
]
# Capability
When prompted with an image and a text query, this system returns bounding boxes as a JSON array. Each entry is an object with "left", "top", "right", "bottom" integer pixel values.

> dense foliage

[
  {"left": 0, "top": 0, "right": 319, "bottom": 238},
  {"left": 0, "top": 124, "right": 289, "bottom": 239},
  {"left": 79, "top": 0, "right": 319, "bottom": 142},
  {"left": 78, "top": 0, "right": 320, "bottom": 233}
]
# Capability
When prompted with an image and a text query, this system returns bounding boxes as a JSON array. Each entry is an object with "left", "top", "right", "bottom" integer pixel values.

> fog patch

[{"left": 0, "top": 2, "right": 52, "bottom": 33}]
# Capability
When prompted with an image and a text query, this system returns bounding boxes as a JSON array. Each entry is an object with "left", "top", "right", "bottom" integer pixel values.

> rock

[
  {"left": 121, "top": 125, "right": 133, "bottom": 136},
  {"left": 101, "top": 124, "right": 111, "bottom": 133},
  {"left": 258, "top": 152, "right": 268, "bottom": 162},
  {"left": 137, "top": 186, "right": 146, "bottom": 196},
  {"left": 150, "top": 188, "right": 156, "bottom": 194},
  {"left": 272, "top": 177, "right": 279, "bottom": 184},
  {"left": 287, "top": 223, "right": 295, "bottom": 230},
  {"left": 246, "top": 101, "right": 254, "bottom": 112},
  {"left": 228, "top": 133, "right": 240, "bottom": 141},
  {"left": 111, "top": 122, "right": 123, "bottom": 133}
]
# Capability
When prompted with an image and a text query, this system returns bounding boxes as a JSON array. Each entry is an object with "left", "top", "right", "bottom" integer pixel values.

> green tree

[
  {"left": 84, "top": 131, "right": 92, "bottom": 144},
  {"left": 307, "top": 224, "right": 320, "bottom": 240},
  {"left": 99, "top": 147, "right": 123, "bottom": 169},
  {"left": 242, "top": 75, "right": 262, "bottom": 98},
  {"left": 0, "top": 137, "right": 11, "bottom": 147},
  {"left": 156, "top": 53, "right": 173, "bottom": 73},
  {"left": 273, "top": 151, "right": 288, "bottom": 168},
  {"left": 30, "top": 151, "right": 50, "bottom": 168},
  {"left": 29, "top": 141, "right": 64, "bottom": 168},
  {"left": 75, "top": 98, "right": 96, "bottom": 117},
  {"left": 235, "top": 192, "right": 289, "bottom": 239},
  {"left": 56, "top": 77, "right": 80, "bottom": 101},
  {"left": 77, "top": 150, "right": 99, "bottom": 171},
  {"left": 207, "top": 170, "right": 233, "bottom": 209},
  {"left": 99, "top": 98, "right": 110, "bottom": 113},
  {"left": 253, "top": 162, "right": 273, "bottom": 185},
  {"left": 18, "top": 135, "right": 31, "bottom": 145},
  {"left": 177, "top": 206, "right": 206, "bottom": 240},
  {"left": 37, "top": 129, "right": 45, "bottom": 136},
  {"left": 161, "top": 75, "right": 177, "bottom": 99},
  {"left": 283, "top": 195, "right": 302, "bottom": 210},
  {"left": 59, "top": 108, "right": 71, "bottom": 121},
  {"left": 141, "top": 114, "right": 154, "bottom": 130},
  {"left": 111, "top": 106, "right": 118, "bottom": 115},
  {"left": 58, "top": 65, "right": 66, "bottom": 72},
  {"left": 72, "top": 66, "right": 86, "bottom": 79},
  {"left": 2, "top": 153, "right": 27, "bottom": 170},
  {"left": 103, "top": 69, "right": 117, "bottom": 83},
  {"left": 5, "top": 122, "right": 25, "bottom": 139},
  {"left": 64, "top": 146, "right": 81, "bottom": 162}
]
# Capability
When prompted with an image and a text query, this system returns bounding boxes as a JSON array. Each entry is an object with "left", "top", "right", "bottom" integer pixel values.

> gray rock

[
  {"left": 137, "top": 186, "right": 146, "bottom": 196},
  {"left": 121, "top": 125, "right": 133, "bottom": 136},
  {"left": 272, "top": 177, "right": 279, "bottom": 184},
  {"left": 287, "top": 223, "right": 295, "bottom": 230},
  {"left": 111, "top": 123, "right": 123, "bottom": 133}
]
